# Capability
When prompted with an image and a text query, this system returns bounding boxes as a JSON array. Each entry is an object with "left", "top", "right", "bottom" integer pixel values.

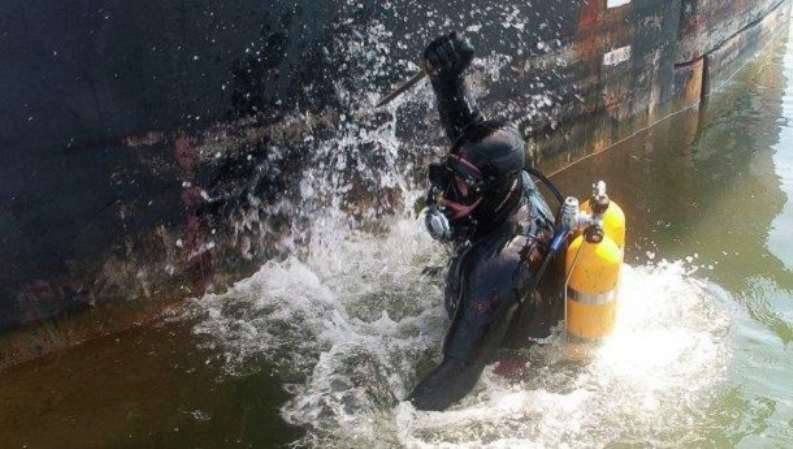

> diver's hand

[{"left": 423, "top": 32, "right": 475, "bottom": 80}]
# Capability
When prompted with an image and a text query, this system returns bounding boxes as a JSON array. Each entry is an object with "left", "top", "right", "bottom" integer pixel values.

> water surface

[{"left": 2, "top": 24, "right": 793, "bottom": 449}]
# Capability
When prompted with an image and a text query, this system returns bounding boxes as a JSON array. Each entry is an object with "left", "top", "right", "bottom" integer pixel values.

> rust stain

[
  {"left": 180, "top": 186, "right": 206, "bottom": 211},
  {"left": 603, "top": 85, "right": 629, "bottom": 118},
  {"left": 575, "top": 0, "right": 603, "bottom": 61},
  {"left": 685, "top": 58, "right": 705, "bottom": 104},
  {"left": 592, "top": 130, "right": 610, "bottom": 154},
  {"left": 578, "top": 0, "right": 602, "bottom": 29},
  {"left": 681, "top": 13, "right": 705, "bottom": 36},
  {"left": 174, "top": 134, "right": 198, "bottom": 173}
]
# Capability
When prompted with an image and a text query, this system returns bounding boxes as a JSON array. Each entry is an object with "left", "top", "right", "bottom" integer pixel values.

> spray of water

[
  {"left": 186, "top": 208, "right": 732, "bottom": 448},
  {"left": 184, "top": 10, "right": 732, "bottom": 447}
]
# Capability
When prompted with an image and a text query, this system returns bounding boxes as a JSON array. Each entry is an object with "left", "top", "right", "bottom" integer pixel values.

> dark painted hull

[{"left": 0, "top": 0, "right": 789, "bottom": 364}]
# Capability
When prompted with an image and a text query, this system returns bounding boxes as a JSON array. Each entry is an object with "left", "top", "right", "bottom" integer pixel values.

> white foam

[
  {"left": 183, "top": 9, "right": 733, "bottom": 447},
  {"left": 187, "top": 219, "right": 732, "bottom": 448}
]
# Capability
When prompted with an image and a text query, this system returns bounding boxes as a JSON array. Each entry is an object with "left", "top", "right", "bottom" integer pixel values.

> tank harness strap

[{"left": 566, "top": 287, "right": 618, "bottom": 305}]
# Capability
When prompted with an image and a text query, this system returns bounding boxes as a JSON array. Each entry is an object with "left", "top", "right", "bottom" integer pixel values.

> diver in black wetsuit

[{"left": 409, "top": 32, "right": 562, "bottom": 411}]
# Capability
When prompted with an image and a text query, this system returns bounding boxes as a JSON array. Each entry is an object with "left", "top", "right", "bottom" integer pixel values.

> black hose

[
  {"left": 527, "top": 167, "right": 565, "bottom": 205},
  {"left": 522, "top": 167, "right": 568, "bottom": 295}
]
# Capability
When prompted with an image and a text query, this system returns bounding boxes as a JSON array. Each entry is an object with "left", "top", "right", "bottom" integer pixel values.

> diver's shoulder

[{"left": 466, "top": 240, "right": 521, "bottom": 282}]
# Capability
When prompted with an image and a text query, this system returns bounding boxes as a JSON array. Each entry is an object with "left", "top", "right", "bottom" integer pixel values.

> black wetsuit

[{"left": 409, "top": 43, "right": 561, "bottom": 411}]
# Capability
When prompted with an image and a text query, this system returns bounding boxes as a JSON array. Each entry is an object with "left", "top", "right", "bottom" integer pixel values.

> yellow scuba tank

[{"left": 564, "top": 181, "right": 625, "bottom": 340}]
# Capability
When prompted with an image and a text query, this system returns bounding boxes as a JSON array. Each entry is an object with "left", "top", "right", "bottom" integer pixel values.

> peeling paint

[
  {"left": 608, "top": 0, "right": 632, "bottom": 8},
  {"left": 1, "top": 0, "right": 791, "bottom": 366},
  {"left": 603, "top": 46, "right": 632, "bottom": 66}
]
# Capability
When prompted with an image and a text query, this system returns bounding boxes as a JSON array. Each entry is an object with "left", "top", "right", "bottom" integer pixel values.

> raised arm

[{"left": 423, "top": 33, "right": 484, "bottom": 143}]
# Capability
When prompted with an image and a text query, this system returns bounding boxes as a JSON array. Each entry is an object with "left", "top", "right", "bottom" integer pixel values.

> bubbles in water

[
  {"left": 182, "top": 7, "right": 733, "bottom": 447},
  {"left": 389, "top": 262, "right": 732, "bottom": 449},
  {"left": 187, "top": 215, "right": 732, "bottom": 448},
  {"left": 186, "top": 214, "right": 447, "bottom": 443}
]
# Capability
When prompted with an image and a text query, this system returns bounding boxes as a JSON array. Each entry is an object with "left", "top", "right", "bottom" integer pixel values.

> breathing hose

[
  {"left": 518, "top": 166, "right": 571, "bottom": 298},
  {"left": 526, "top": 167, "right": 565, "bottom": 206}
]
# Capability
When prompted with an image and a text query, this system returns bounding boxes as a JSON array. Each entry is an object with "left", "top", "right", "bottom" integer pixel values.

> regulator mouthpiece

[{"left": 425, "top": 206, "right": 452, "bottom": 241}]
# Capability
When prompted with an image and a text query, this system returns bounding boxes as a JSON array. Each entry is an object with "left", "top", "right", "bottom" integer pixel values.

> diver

[{"left": 409, "top": 32, "right": 563, "bottom": 411}]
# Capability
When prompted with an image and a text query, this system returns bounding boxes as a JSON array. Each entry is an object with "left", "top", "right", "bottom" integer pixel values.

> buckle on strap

[{"left": 567, "top": 287, "right": 618, "bottom": 305}]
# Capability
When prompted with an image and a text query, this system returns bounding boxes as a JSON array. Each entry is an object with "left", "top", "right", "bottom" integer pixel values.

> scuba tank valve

[{"left": 505, "top": 174, "right": 625, "bottom": 341}]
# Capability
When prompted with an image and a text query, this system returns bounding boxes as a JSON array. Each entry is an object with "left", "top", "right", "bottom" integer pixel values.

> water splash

[
  {"left": 183, "top": 7, "right": 732, "bottom": 447},
  {"left": 186, "top": 210, "right": 732, "bottom": 448}
]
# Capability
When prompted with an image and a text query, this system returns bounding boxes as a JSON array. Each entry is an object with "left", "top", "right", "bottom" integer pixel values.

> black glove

[
  {"left": 423, "top": 32, "right": 481, "bottom": 142},
  {"left": 423, "top": 32, "right": 475, "bottom": 80}
]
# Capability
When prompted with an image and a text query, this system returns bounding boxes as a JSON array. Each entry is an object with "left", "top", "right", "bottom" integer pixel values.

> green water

[
  {"left": 0, "top": 324, "right": 302, "bottom": 448},
  {"left": 3, "top": 26, "right": 793, "bottom": 449},
  {"left": 552, "top": 30, "right": 793, "bottom": 448}
]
